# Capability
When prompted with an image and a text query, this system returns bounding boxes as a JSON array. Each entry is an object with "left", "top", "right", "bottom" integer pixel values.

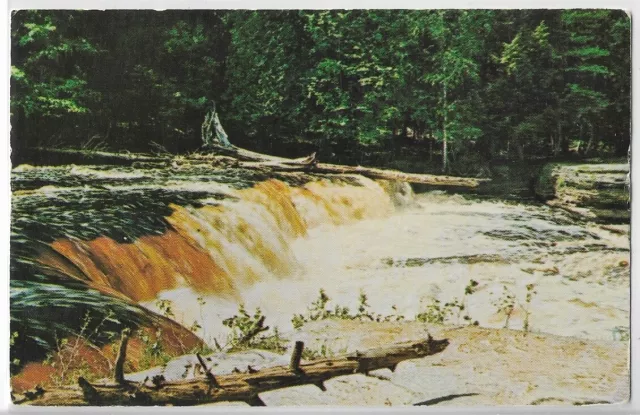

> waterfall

[{"left": 25, "top": 173, "right": 407, "bottom": 308}]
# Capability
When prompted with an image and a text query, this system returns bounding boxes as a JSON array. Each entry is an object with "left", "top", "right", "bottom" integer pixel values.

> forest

[{"left": 10, "top": 9, "right": 631, "bottom": 175}]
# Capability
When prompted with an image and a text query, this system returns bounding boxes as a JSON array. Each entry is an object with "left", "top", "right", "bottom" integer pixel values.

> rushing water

[
  {"left": 10, "top": 163, "right": 630, "bottom": 369},
  {"left": 148, "top": 191, "right": 630, "bottom": 345}
]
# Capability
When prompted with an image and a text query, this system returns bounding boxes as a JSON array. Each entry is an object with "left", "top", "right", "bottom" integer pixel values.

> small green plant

[
  {"left": 10, "top": 331, "right": 20, "bottom": 373},
  {"left": 612, "top": 326, "right": 630, "bottom": 341},
  {"left": 521, "top": 283, "right": 537, "bottom": 332},
  {"left": 301, "top": 343, "right": 348, "bottom": 360},
  {"left": 309, "top": 289, "right": 331, "bottom": 320},
  {"left": 291, "top": 289, "right": 341, "bottom": 328},
  {"left": 492, "top": 285, "right": 516, "bottom": 328},
  {"left": 43, "top": 311, "right": 118, "bottom": 386},
  {"left": 137, "top": 327, "right": 173, "bottom": 370},
  {"left": 416, "top": 299, "right": 447, "bottom": 324},
  {"left": 251, "top": 326, "right": 287, "bottom": 353},
  {"left": 155, "top": 299, "right": 175, "bottom": 319},
  {"left": 222, "top": 304, "right": 286, "bottom": 353},
  {"left": 189, "top": 320, "right": 202, "bottom": 333},
  {"left": 465, "top": 279, "right": 480, "bottom": 295},
  {"left": 291, "top": 313, "right": 307, "bottom": 330},
  {"left": 291, "top": 289, "right": 404, "bottom": 328},
  {"left": 355, "top": 290, "right": 374, "bottom": 321},
  {"left": 416, "top": 280, "right": 479, "bottom": 325},
  {"left": 383, "top": 305, "right": 406, "bottom": 322}
]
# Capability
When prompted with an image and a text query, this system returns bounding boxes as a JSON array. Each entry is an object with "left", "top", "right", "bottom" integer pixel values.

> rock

[
  {"left": 535, "top": 162, "right": 629, "bottom": 223},
  {"left": 120, "top": 320, "right": 628, "bottom": 407}
]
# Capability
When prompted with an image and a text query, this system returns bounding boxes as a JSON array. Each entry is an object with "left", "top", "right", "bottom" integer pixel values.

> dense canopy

[{"left": 10, "top": 10, "right": 631, "bottom": 173}]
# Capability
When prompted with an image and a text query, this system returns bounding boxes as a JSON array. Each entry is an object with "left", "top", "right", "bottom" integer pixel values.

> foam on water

[{"left": 147, "top": 191, "right": 629, "bottom": 345}]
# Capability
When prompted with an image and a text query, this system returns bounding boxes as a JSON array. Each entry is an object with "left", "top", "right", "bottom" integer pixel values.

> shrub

[
  {"left": 416, "top": 280, "right": 480, "bottom": 326},
  {"left": 222, "top": 305, "right": 286, "bottom": 353},
  {"left": 292, "top": 289, "right": 405, "bottom": 329}
]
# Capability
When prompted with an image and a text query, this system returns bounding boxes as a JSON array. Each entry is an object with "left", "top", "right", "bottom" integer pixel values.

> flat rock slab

[
  {"left": 125, "top": 321, "right": 629, "bottom": 407},
  {"left": 275, "top": 321, "right": 628, "bottom": 406}
]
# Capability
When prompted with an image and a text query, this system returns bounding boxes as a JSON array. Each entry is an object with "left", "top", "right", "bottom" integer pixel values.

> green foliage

[
  {"left": 137, "top": 327, "right": 174, "bottom": 370},
  {"left": 222, "top": 304, "right": 286, "bottom": 353},
  {"left": 492, "top": 285, "right": 516, "bottom": 329},
  {"left": 9, "top": 10, "right": 630, "bottom": 161},
  {"left": 522, "top": 283, "right": 537, "bottom": 332},
  {"left": 42, "top": 311, "right": 119, "bottom": 386},
  {"left": 155, "top": 299, "right": 176, "bottom": 319},
  {"left": 301, "top": 342, "right": 349, "bottom": 360},
  {"left": 490, "top": 283, "right": 539, "bottom": 332},
  {"left": 415, "top": 299, "right": 447, "bottom": 324},
  {"left": 416, "top": 279, "right": 480, "bottom": 325},
  {"left": 10, "top": 332, "right": 20, "bottom": 372},
  {"left": 292, "top": 289, "right": 405, "bottom": 329}
]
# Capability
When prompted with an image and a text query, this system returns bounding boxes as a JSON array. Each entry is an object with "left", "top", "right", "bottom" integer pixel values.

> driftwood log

[
  {"left": 15, "top": 335, "right": 449, "bottom": 406},
  {"left": 30, "top": 146, "right": 487, "bottom": 188},
  {"left": 238, "top": 159, "right": 487, "bottom": 187}
]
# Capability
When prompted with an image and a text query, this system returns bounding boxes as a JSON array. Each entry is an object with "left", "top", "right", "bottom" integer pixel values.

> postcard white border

[{"left": 0, "top": 1, "right": 637, "bottom": 414}]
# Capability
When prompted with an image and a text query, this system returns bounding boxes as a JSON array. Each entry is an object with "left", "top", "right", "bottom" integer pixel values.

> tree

[
  {"left": 9, "top": 10, "right": 631, "bottom": 163},
  {"left": 11, "top": 11, "right": 100, "bottom": 155},
  {"left": 422, "top": 11, "right": 486, "bottom": 172}
]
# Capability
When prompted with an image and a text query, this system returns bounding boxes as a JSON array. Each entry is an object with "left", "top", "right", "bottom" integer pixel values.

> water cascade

[{"left": 35, "top": 177, "right": 399, "bottom": 302}]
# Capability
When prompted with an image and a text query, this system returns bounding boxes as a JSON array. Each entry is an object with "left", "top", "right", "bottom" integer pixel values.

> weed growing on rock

[
  {"left": 222, "top": 304, "right": 286, "bottom": 353},
  {"left": 43, "top": 311, "right": 118, "bottom": 386},
  {"left": 415, "top": 299, "right": 447, "bottom": 324},
  {"left": 292, "top": 289, "right": 405, "bottom": 329},
  {"left": 612, "top": 326, "right": 630, "bottom": 341},
  {"left": 416, "top": 280, "right": 480, "bottom": 325},
  {"left": 137, "top": 327, "right": 173, "bottom": 370},
  {"left": 492, "top": 285, "right": 516, "bottom": 328},
  {"left": 155, "top": 299, "right": 175, "bottom": 319},
  {"left": 521, "top": 284, "right": 537, "bottom": 332},
  {"left": 301, "top": 342, "right": 348, "bottom": 360}
]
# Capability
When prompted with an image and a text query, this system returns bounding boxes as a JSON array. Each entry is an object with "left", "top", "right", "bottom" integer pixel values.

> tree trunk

[
  {"left": 516, "top": 141, "right": 524, "bottom": 161},
  {"left": 442, "top": 84, "right": 448, "bottom": 173},
  {"left": 578, "top": 121, "right": 584, "bottom": 153},
  {"left": 201, "top": 101, "right": 232, "bottom": 148},
  {"left": 585, "top": 123, "right": 595, "bottom": 155},
  {"left": 31, "top": 147, "right": 169, "bottom": 164},
  {"left": 554, "top": 120, "right": 563, "bottom": 156},
  {"left": 16, "top": 336, "right": 449, "bottom": 407},
  {"left": 429, "top": 137, "right": 434, "bottom": 162}
]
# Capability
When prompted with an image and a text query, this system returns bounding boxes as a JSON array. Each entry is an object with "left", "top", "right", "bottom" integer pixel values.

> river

[
  {"left": 10, "top": 163, "right": 630, "bottom": 370},
  {"left": 145, "top": 189, "right": 630, "bottom": 345}
]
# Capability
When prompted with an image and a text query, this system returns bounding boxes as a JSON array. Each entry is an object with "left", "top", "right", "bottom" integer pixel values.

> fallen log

[
  {"left": 26, "top": 145, "right": 486, "bottom": 187},
  {"left": 236, "top": 159, "right": 487, "bottom": 187},
  {"left": 310, "top": 162, "right": 487, "bottom": 187},
  {"left": 16, "top": 335, "right": 449, "bottom": 406},
  {"left": 31, "top": 147, "right": 169, "bottom": 164}
]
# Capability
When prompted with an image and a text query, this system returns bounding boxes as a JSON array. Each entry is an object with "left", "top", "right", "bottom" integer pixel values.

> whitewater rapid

[{"left": 146, "top": 191, "right": 629, "bottom": 346}]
